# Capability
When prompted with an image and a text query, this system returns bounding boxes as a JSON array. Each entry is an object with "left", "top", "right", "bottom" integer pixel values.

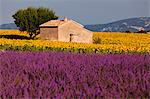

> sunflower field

[{"left": 0, "top": 30, "right": 150, "bottom": 53}]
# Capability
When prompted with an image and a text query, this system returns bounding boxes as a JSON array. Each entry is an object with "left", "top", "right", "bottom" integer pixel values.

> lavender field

[{"left": 0, "top": 51, "right": 150, "bottom": 98}]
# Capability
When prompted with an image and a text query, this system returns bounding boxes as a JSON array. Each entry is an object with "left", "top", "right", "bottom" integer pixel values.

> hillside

[
  {"left": 1, "top": 17, "right": 150, "bottom": 32},
  {"left": 0, "top": 23, "right": 18, "bottom": 29},
  {"left": 84, "top": 17, "right": 150, "bottom": 32}
]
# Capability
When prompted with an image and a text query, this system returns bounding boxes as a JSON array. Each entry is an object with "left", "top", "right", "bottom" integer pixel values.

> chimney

[{"left": 64, "top": 17, "right": 68, "bottom": 21}]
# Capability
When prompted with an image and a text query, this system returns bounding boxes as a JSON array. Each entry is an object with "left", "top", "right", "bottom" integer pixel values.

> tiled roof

[
  {"left": 39, "top": 20, "right": 66, "bottom": 27},
  {"left": 39, "top": 17, "right": 84, "bottom": 28}
]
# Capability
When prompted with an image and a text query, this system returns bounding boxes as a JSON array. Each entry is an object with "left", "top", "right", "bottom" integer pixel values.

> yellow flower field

[
  {"left": 0, "top": 30, "right": 28, "bottom": 36},
  {"left": 93, "top": 32, "right": 150, "bottom": 45},
  {"left": 0, "top": 30, "right": 150, "bottom": 53}
]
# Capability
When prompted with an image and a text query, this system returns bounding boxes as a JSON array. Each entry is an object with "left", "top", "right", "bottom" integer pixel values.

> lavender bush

[{"left": 0, "top": 51, "right": 150, "bottom": 98}]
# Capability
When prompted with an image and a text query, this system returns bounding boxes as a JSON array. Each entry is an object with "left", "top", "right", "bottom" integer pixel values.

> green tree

[{"left": 12, "top": 7, "right": 58, "bottom": 39}]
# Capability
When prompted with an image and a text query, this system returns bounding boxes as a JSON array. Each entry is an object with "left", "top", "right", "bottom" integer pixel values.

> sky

[{"left": 0, "top": 0, "right": 149, "bottom": 25}]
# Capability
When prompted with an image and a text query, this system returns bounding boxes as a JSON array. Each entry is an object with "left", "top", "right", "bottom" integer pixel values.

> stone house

[{"left": 39, "top": 18, "right": 93, "bottom": 43}]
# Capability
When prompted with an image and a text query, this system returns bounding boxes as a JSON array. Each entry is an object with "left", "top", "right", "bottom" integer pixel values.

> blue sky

[{"left": 0, "top": 0, "right": 149, "bottom": 25}]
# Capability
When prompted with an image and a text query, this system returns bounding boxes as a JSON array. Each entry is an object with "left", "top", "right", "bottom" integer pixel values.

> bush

[{"left": 93, "top": 37, "right": 101, "bottom": 44}]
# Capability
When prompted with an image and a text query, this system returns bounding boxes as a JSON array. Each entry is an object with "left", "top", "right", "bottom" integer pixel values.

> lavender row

[{"left": 0, "top": 51, "right": 150, "bottom": 98}]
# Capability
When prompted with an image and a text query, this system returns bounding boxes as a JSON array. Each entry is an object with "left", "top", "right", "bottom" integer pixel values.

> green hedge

[{"left": 0, "top": 44, "right": 149, "bottom": 54}]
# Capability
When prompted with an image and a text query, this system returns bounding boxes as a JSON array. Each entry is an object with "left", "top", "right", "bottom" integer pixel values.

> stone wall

[
  {"left": 58, "top": 21, "right": 93, "bottom": 43},
  {"left": 40, "top": 27, "right": 58, "bottom": 40},
  {"left": 39, "top": 20, "right": 93, "bottom": 44}
]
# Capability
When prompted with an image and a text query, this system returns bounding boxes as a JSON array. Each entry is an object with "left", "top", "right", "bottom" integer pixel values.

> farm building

[{"left": 39, "top": 18, "right": 93, "bottom": 43}]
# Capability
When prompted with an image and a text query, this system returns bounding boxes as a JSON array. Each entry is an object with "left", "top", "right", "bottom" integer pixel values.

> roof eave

[{"left": 39, "top": 26, "right": 58, "bottom": 28}]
